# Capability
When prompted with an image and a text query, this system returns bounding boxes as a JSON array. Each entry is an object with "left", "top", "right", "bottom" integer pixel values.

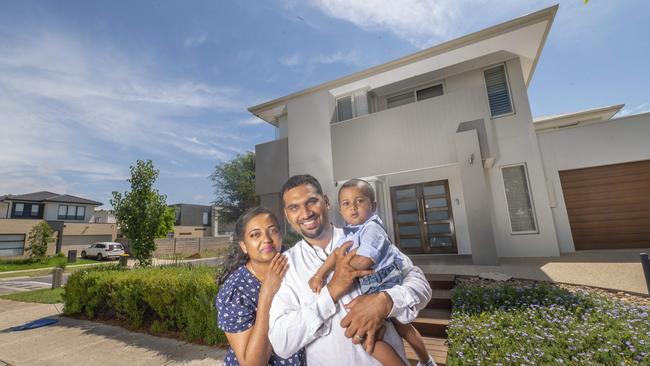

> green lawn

[
  {"left": 0, "top": 256, "right": 98, "bottom": 272},
  {"left": 0, "top": 287, "right": 64, "bottom": 304}
]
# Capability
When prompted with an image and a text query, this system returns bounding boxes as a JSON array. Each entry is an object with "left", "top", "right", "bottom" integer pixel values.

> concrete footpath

[{"left": 0, "top": 299, "right": 226, "bottom": 366}]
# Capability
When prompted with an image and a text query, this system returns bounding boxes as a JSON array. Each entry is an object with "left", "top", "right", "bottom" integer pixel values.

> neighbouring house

[
  {"left": 248, "top": 5, "right": 650, "bottom": 264},
  {"left": 90, "top": 209, "right": 117, "bottom": 224},
  {"left": 0, "top": 191, "right": 117, "bottom": 257},
  {"left": 168, "top": 203, "right": 233, "bottom": 238}
]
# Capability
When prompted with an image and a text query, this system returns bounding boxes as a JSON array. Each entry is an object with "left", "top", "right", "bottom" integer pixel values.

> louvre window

[
  {"left": 484, "top": 65, "right": 513, "bottom": 117},
  {"left": 502, "top": 164, "right": 538, "bottom": 233}
]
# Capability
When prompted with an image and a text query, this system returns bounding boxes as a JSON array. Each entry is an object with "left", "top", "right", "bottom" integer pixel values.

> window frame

[
  {"left": 334, "top": 87, "right": 369, "bottom": 123},
  {"left": 500, "top": 163, "right": 539, "bottom": 235},
  {"left": 57, "top": 204, "right": 86, "bottom": 220},
  {"left": 14, "top": 203, "right": 24, "bottom": 216},
  {"left": 483, "top": 63, "right": 515, "bottom": 119},
  {"left": 0, "top": 234, "right": 26, "bottom": 256},
  {"left": 384, "top": 81, "right": 445, "bottom": 110}
]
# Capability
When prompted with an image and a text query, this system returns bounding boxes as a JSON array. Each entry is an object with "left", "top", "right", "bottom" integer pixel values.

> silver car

[{"left": 81, "top": 242, "right": 125, "bottom": 261}]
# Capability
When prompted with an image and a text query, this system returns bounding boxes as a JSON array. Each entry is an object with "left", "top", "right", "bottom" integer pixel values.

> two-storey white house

[{"left": 248, "top": 5, "right": 650, "bottom": 264}]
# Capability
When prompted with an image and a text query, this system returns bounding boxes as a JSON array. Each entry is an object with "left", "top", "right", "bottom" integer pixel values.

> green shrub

[{"left": 63, "top": 264, "right": 226, "bottom": 345}]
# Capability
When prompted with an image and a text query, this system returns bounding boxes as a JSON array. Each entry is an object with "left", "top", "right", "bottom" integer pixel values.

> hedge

[{"left": 63, "top": 264, "right": 226, "bottom": 345}]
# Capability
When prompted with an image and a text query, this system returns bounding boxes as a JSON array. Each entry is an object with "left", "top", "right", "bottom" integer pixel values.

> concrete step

[
  {"left": 425, "top": 273, "right": 455, "bottom": 290},
  {"left": 404, "top": 336, "right": 448, "bottom": 366},
  {"left": 412, "top": 309, "right": 450, "bottom": 338},
  {"left": 426, "top": 289, "right": 452, "bottom": 310}
]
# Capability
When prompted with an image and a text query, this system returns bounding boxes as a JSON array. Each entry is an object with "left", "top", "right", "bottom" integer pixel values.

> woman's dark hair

[{"left": 215, "top": 206, "right": 280, "bottom": 286}]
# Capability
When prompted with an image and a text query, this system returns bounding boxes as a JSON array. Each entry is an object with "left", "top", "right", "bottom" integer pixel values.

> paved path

[{"left": 0, "top": 299, "right": 226, "bottom": 366}]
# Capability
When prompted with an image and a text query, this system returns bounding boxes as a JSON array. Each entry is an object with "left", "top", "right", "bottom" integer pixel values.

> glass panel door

[{"left": 391, "top": 180, "right": 457, "bottom": 254}]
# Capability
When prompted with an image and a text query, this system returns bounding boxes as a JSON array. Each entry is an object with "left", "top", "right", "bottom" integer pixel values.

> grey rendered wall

[
  {"left": 537, "top": 112, "right": 650, "bottom": 253},
  {"left": 256, "top": 138, "right": 289, "bottom": 196}
]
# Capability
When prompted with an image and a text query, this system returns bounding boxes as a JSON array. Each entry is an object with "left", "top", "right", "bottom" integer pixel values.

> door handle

[
  {"left": 416, "top": 199, "right": 423, "bottom": 223},
  {"left": 421, "top": 199, "right": 428, "bottom": 225}
]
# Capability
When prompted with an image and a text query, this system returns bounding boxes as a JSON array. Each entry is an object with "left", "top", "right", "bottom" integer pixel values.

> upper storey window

[
  {"left": 484, "top": 64, "right": 514, "bottom": 117},
  {"left": 386, "top": 83, "right": 444, "bottom": 110},
  {"left": 336, "top": 90, "right": 368, "bottom": 122}
]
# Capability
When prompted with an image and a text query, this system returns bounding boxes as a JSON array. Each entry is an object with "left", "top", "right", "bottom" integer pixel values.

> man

[{"left": 268, "top": 174, "right": 432, "bottom": 365}]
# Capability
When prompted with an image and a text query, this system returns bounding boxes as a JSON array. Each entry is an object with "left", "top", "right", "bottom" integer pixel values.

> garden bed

[{"left": 447, "top": 278, "right": 649, "bottom": 365}]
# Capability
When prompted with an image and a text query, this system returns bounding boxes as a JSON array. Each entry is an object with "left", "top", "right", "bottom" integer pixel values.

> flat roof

[
  {"left": 249, "top": 5, "right": 558, "bottom": 125},
  {"left": 534, "top": 104, "right": 625, "bottom": 133}
]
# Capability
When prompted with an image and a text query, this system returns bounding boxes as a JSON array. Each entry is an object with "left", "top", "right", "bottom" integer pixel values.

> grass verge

[
  {"left": 1, "top": 287, "right": 64, "bottom": 304},
  {"left": 0, "top": 256, "right": 98, "bottom": 272}
]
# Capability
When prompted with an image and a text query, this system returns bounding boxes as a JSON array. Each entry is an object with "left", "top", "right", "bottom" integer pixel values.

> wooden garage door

[{"left": 559, "top": 160, "right": 650, "bottom": 250}]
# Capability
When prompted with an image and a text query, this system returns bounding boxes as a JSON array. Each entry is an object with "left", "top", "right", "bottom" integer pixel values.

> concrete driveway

[{"left": 0, "top": 299, "right": 226, "bottom": 366}]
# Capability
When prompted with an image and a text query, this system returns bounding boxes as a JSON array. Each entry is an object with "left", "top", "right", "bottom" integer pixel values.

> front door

[{"left": 390, "top": 180, "right": 457, "bottom": 254}]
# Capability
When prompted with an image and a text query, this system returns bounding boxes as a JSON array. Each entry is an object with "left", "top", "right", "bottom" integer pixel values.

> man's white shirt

[{"left": 268, "top": 226, "right": 432, "bottom": 365}]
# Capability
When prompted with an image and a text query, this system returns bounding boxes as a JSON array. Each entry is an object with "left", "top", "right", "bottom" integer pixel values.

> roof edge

[
  {"left": 534, "top": 103, "right": 625, "bottom": 132},
  {"left": 249, "top": 4, "right": 559, "bottom": 117}
]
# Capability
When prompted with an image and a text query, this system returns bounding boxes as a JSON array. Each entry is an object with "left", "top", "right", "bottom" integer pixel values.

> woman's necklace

[{"left": 247, "top": 262, "right": 262, "bottom": 282}]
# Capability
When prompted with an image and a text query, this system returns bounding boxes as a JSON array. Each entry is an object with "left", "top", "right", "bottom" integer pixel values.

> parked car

[{"left": 81, "top": 242, "right": 125, "bottom": 261}]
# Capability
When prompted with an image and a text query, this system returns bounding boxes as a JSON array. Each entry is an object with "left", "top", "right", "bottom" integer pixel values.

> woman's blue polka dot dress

[{"left": 216, "top": 265, "right": 306, "bottom": 366}]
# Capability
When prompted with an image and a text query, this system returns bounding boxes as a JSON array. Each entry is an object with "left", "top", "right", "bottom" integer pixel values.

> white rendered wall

[
  {"left": 537, "top": 112, "right": 650, "bottom": 253},
  {"left": 286, "top": 90, "right": 341, "bottom": 224},
  {"left": 484, "top": 58, "right": 559, "bottom": 257}
]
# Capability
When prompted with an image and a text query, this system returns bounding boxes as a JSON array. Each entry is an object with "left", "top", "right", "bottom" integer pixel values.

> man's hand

[
  {"left": 326, "top": 242, "right": 373, "bottom": 302},
  {"left": 340, "top": 291, "right": 394, "bottom": 353}
]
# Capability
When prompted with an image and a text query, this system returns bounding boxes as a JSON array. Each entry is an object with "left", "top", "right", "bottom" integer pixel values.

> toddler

[{"left": 308, "top": 179, "right": 435, "bottom": 366}]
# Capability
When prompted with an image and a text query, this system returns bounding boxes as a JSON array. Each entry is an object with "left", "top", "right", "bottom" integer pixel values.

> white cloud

[
  {"left": 301, "top": 0, "right": 616, "bottom": 49},
  {"left": 618, "top": 102, "right": 650, "bottom": 117},
  {"left": 184, "top": 33, "right": 208, "bottom": 48},
  {"left": 240, "top": 116, "right": 267, "bottom": 125},
  {"left": 279, "top": 50, "right": 364, "bottom": 68},
  {"left": 0, "top": 27, "right": 248, "bottom": 195},
  {"left": 279, "top": 53, "right": 303, "bottom": 67}
]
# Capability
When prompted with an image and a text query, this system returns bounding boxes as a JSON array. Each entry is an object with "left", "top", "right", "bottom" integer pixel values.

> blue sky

[{"left": 1, "top": 0, "right": 648, "bottom": 208}]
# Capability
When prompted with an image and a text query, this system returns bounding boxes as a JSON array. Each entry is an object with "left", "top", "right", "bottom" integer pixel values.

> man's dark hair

[
  {"left": 280, "top": 174, "right": 324, "bottom": 205},
  {"left": 339, "top": 178, "right": 375, "bottom": 203}
]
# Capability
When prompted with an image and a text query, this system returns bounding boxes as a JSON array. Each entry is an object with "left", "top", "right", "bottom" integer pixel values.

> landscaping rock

[{"left": 478, "top": 272, "right": 511, "bottom": 281}]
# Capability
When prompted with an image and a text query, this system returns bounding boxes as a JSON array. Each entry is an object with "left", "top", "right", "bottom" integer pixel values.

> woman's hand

[{"left": 260, "top": 253, "right": 288, "bottom": 299}]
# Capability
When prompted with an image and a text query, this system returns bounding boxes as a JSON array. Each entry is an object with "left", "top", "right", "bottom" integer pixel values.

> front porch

[{"left": 409, "top": 248, "right": 650, "bottom": 295}]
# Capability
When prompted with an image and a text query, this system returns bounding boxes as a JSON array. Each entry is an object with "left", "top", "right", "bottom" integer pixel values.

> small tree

[
  {"left": 111, "top": 160, "right": 169, "bottom": 266},
  {"left": 210, "top": 152, "right": 259, "bottom": 223},
  {"left": 26, "top": 221, "right": 53, "bottom": 260}
]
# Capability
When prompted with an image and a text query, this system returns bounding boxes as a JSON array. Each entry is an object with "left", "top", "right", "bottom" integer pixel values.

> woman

[{"left": 215, "top": 206, "right": 306, "bottom": 366}]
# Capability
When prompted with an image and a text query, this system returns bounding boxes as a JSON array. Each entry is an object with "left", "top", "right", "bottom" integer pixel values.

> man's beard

[{"left": 300, "top": 221, "right": 326, "bottom": 239}]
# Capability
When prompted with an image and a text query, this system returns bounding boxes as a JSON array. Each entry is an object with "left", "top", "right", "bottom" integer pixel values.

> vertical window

[
  {"left": 30, "top": 205, "right": 39, "bottom": 217},
  {"left": 336, "top": 91, "right": 368, "bottom": 122},
  {"left": 58, "top": 205, "right": 67, "bottom": 219},
  {"left": 502, "top": 164, "right": 538, "bottom": 234},
  {"left": 202, "top": 212, "right": 209, "bottom": 226},
  {"left": 76, "top": 206, "right": 85, "bottom": 220},
  {"left": 337, "top": 96, "right": 353, "bottom": 121},
  {"left": 484, "top": 65, "right": 513, "bottom": 117},
  {"left": 14, "top": 203, "right": 24, "bottom": 216},
  {"left": 67, "top": 205, "right": 77, "bottom": 219}
]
